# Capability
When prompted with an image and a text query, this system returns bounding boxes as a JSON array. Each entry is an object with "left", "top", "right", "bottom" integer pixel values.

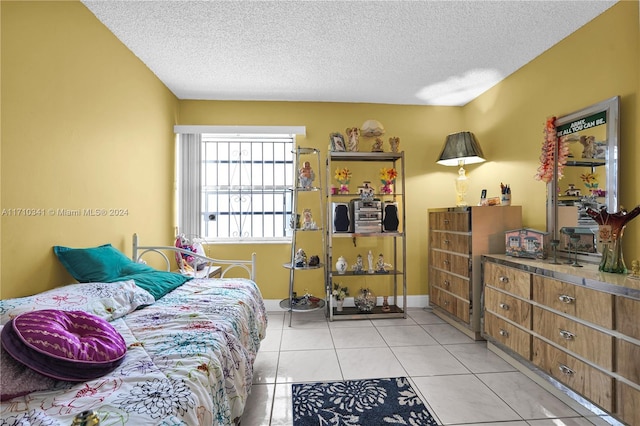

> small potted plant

[{"left": 332, "top": 283, "right": 349, "bottom": 311}]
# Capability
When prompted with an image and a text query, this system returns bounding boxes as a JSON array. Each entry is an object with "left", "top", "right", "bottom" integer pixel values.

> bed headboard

[{"left": 131, "top": 233, "right": 256, "bottom": 282}]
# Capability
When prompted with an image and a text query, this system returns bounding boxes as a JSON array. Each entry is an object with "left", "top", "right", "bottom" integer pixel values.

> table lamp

[{"left": 436, "top": 131, "right": 486, "bottom": 206}]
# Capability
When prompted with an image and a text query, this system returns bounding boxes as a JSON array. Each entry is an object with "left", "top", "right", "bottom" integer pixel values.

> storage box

[{"left": 505, "top": 228, "right": 549, "bottom": 259}]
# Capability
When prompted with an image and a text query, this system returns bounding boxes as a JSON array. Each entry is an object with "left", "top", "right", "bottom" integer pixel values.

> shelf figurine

[
  {"left": 295, "top": 248, "right": 307, "bottom": 268},
  {"left": 375, "top": 253, "right": 391, "bottom": 273},
  {"left": 389, "top": 136, "right": 400, "bottom": 153},
  {"left": 346, "top": 127, "right": 360, "bottom": 152},
  {"left": 371, "top": 137, "right": 384, "bottom": 152},
  {"left": 352, "top": 254, "right": 365, "bottom": 274},
  {"left": 299, "top": 161, "right": 315, "bottom": 188},
  {"left": 301, "top": 208, "right": 317, "bottom": 230}
]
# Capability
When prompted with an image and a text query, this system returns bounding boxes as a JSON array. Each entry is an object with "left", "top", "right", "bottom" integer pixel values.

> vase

[
  {"left": 599, "top": 234, "right": 627, "bottom": 274},
  {"left": 354, "top": 288, "right": 376, "bottom": 312},
  {"left": 336, "top": 299, "right": 344, "bottom": 312},
  {"left": 335, "top": 256, "right": 347, "bottom": 275}
]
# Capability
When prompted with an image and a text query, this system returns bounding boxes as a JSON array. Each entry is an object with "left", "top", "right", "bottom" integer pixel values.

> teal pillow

[
  {"left": 111, "top": 272, "right": 191, "bottom": 300},
  {"left": 53, "top": 244, "right": 134, "bottom": 283},
  {"left": 54, "top": 244, "right": 191, "bottom": 300}
]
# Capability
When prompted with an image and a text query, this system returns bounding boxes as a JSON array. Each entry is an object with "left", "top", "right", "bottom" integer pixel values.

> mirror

[{"left": 547, "top": 96, "right": 620, "bottom": 262}]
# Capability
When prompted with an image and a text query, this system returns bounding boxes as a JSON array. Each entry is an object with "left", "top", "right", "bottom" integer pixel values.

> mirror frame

[{"left": 547, "top": 95, "right": 620, "bottom": 261}]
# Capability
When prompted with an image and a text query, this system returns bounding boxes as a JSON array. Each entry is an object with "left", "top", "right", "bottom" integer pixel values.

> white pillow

[{"left": 0, "top": 280, "right": 155, "bottom": 325}]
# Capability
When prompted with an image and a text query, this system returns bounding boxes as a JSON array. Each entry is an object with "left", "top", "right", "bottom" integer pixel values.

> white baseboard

[{"left": 264, "top": 294, "right": 429, "bottom": 312}]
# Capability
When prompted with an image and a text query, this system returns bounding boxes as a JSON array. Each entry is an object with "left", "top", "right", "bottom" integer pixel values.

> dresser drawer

[
  {"left": 617, "top": 380, "right": 640, "bottom": 426},
  {"left": 431, "top": 285, "right": 470, "bottom": 323},
  {"left": 430, "top": 250, "right": 469, "bottom": 277},
  {"left": 484, "top": 311, "right": 531, "bottom": 359},
  {"left": 617, "top": 338, "right": 640, "bottom": 384},
  {"left": 483, "top": 262, "right": 531, "bottom": 299},
  {"left": 484, "top": 287, "right": 532, "bottom": 328},
  {"left": 532, "top": 307, "right": 613, "bottom": 370},
  {"left": 430, "top": 268, "right": 469, "bottom": 300},
  {"left": 532, "top": 337, "right": 613, "bottom": 412},
  {"left": 429, "top": 231, "right": 470, "bottom": 253},
  {"left": 616, "top": 296, "right": 640, "bottom": 340},
  {"left": 429, "top": 211, "right": 469, "bottom": 232},
  {"left": 532, "top": 275, "right": 613, "bottom": 329}
]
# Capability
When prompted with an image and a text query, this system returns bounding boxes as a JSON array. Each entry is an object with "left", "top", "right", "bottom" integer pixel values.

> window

[{"left": 176, "top": 126, "right": 305, "bottom": 242}]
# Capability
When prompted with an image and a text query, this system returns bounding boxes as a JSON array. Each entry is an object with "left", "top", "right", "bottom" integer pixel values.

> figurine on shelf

[
  {"left": 352, "top": 254, "right": 365, "bottom": 274},
  {"left": 375, "top": 253, "right": 391, "bottom": 274},
  {"left": 371, "top": 137, "right": 384, "bottom": 152},
  {"left": 580, "top": 135, "right": 596, "bottom": 159},
  {"left": 359, "top": 181, "right": 375, "bottom": 201},
  {"left": 389, "top": 136, "right": 400, "bottom": 153},
  {"left": 301, "top": 208, "right": 317, "bottom": 230},
  {"left": 346, "top": 127, "right": 360, "bottom": 152},
  {"left": 367, "top": 250, "right": 374, "bottom": 274},
  {"left": 308, "top": 255, "right": 320, "bottom": 266},
  {"left": 294, "top": 248, "right": 307, "bottom": 268},
  {"left": 381, "top": 296, "right": 391, "bottom": 312},
  {"left": 299, "top": 161, "right": 315, "bottom": 188}
]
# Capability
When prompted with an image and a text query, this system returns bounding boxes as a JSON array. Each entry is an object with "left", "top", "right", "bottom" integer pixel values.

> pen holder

[{"left": 501, "top": 194, "right": 511, "bottom": 206}]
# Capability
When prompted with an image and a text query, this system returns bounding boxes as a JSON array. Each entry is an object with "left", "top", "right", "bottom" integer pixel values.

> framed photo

[{"left": 329, "top": 132, "right": 346, "bottom": 152}]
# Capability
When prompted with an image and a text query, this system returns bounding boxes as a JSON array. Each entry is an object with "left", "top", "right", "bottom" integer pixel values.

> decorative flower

[
  {"left": 379, "top": 167, "right": 397, "bottom": 184},
  {"left": 334, "top": 167, "right": 352, "bottom": 185},
  {"left": 535, "top": 117, "right": 569, "bottom": 183},
  {"left": 580, "top": 172, "right": 599, "bottom": 188},
  {"left": 332, "top": 283, "right": 349, "bottom": 300}
]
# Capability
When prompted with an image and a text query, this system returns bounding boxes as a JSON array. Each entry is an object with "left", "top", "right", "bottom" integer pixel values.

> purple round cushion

[{"left": 1, "top": 310, "right": 126, "bottom": 381}]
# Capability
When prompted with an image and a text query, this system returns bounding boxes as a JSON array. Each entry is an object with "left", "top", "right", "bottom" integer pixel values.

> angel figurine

[{"left": 389, "top": 136, "right": 400, "bottom": 153}]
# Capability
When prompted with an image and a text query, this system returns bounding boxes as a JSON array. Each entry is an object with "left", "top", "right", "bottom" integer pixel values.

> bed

[{"left": 0, "top": 234, "right": 267, "bottom": 426}]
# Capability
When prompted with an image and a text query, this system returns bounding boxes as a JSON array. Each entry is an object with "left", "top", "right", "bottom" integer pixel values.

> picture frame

[{"left": 329, "top": 132, "right": 346, "bottom": 152}]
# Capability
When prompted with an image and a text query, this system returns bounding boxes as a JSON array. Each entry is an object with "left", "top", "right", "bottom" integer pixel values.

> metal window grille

[{"left": 201, "top": 134, "right": 295, "bottom": 240}]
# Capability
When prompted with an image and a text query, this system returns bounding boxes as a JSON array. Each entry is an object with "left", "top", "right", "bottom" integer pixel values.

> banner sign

[{"left": 556, "top": 111, "right": 607, "bottom": 137}]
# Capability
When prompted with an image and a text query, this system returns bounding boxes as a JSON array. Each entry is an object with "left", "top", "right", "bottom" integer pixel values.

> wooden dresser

[
  {"left": 483, "top": 254, "right": 640, "bottom": 425},
  {"left": 428, "top": 206, "right": 522, "bottom": 340}
]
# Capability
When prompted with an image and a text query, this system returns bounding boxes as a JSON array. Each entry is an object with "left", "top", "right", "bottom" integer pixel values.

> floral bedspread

[{"left": 0, "top": 278, "right": 267, "bottom": 426}]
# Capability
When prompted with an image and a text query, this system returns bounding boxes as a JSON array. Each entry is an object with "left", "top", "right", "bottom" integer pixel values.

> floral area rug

[{"left": 292, "top": 377, "right": 439, "bottom": 425}]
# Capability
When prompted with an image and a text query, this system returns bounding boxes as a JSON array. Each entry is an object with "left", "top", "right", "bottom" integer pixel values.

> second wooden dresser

[{"left": 428, "top": 206, "right": 522, "bottom": 339}]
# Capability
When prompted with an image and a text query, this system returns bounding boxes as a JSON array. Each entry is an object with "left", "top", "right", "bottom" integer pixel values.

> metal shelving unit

[
  {"left": 281, "top": 147, "right": 326, "bottom": 326},
  {"left": 325, "top": 151, "right": 406, "bottom": 321}
]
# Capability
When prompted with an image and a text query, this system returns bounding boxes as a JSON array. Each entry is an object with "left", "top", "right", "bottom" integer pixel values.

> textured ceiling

[{"left": 82, "top": 0, "right": 617, "bottom": 106}]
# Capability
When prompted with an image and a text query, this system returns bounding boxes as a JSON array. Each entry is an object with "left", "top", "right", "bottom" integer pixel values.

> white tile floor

[{"left": 242, "top": 308, "right": 616, "bottom": 426}]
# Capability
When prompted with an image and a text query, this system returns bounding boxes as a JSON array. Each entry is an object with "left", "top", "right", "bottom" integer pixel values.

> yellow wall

[
  {"left": 1, "top": 1, "right": 638, "bottom": 300},
  {"left": 178, "top": 101, "right": 463, "bottom": 299},
  {"left": 1, "top": 1, "right": 179, "bottom": 298},
  {"left": 465, "top": 0, "right": 639, "bottom": 262}
]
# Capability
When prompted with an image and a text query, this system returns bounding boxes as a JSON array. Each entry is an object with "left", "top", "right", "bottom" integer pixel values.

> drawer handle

[
  {"left": 444, "top": 219, "right": 450, "bottom": 224},
  {"left": 443, "top": 280, "right": 450, "bottom": 287},
  {"left": 559, "top": 364, "right": 575, "bottom": 376},
  {"left": 443, "top": 260, "right": 450, "bottom": 265},
  {"left": 498, "top": 328, "right": 509, "bottom": 337},
  {"left": 499, "top": 276, "right": 509, "bottom": 283},
  {"left": 559, "top": 329, "right": 576, "bottom": 340},
  {"left": 443, "top": 300, "right": 450, "bottom": 306},
  {"left": 558, "top": 294, "right": 575, "bottom": 304},
  {"left": 499, "top": 303, "right": 510, "bottom": 310},
  {"left": 444, "top": 239, "right": 450, "bottom": 244}
]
